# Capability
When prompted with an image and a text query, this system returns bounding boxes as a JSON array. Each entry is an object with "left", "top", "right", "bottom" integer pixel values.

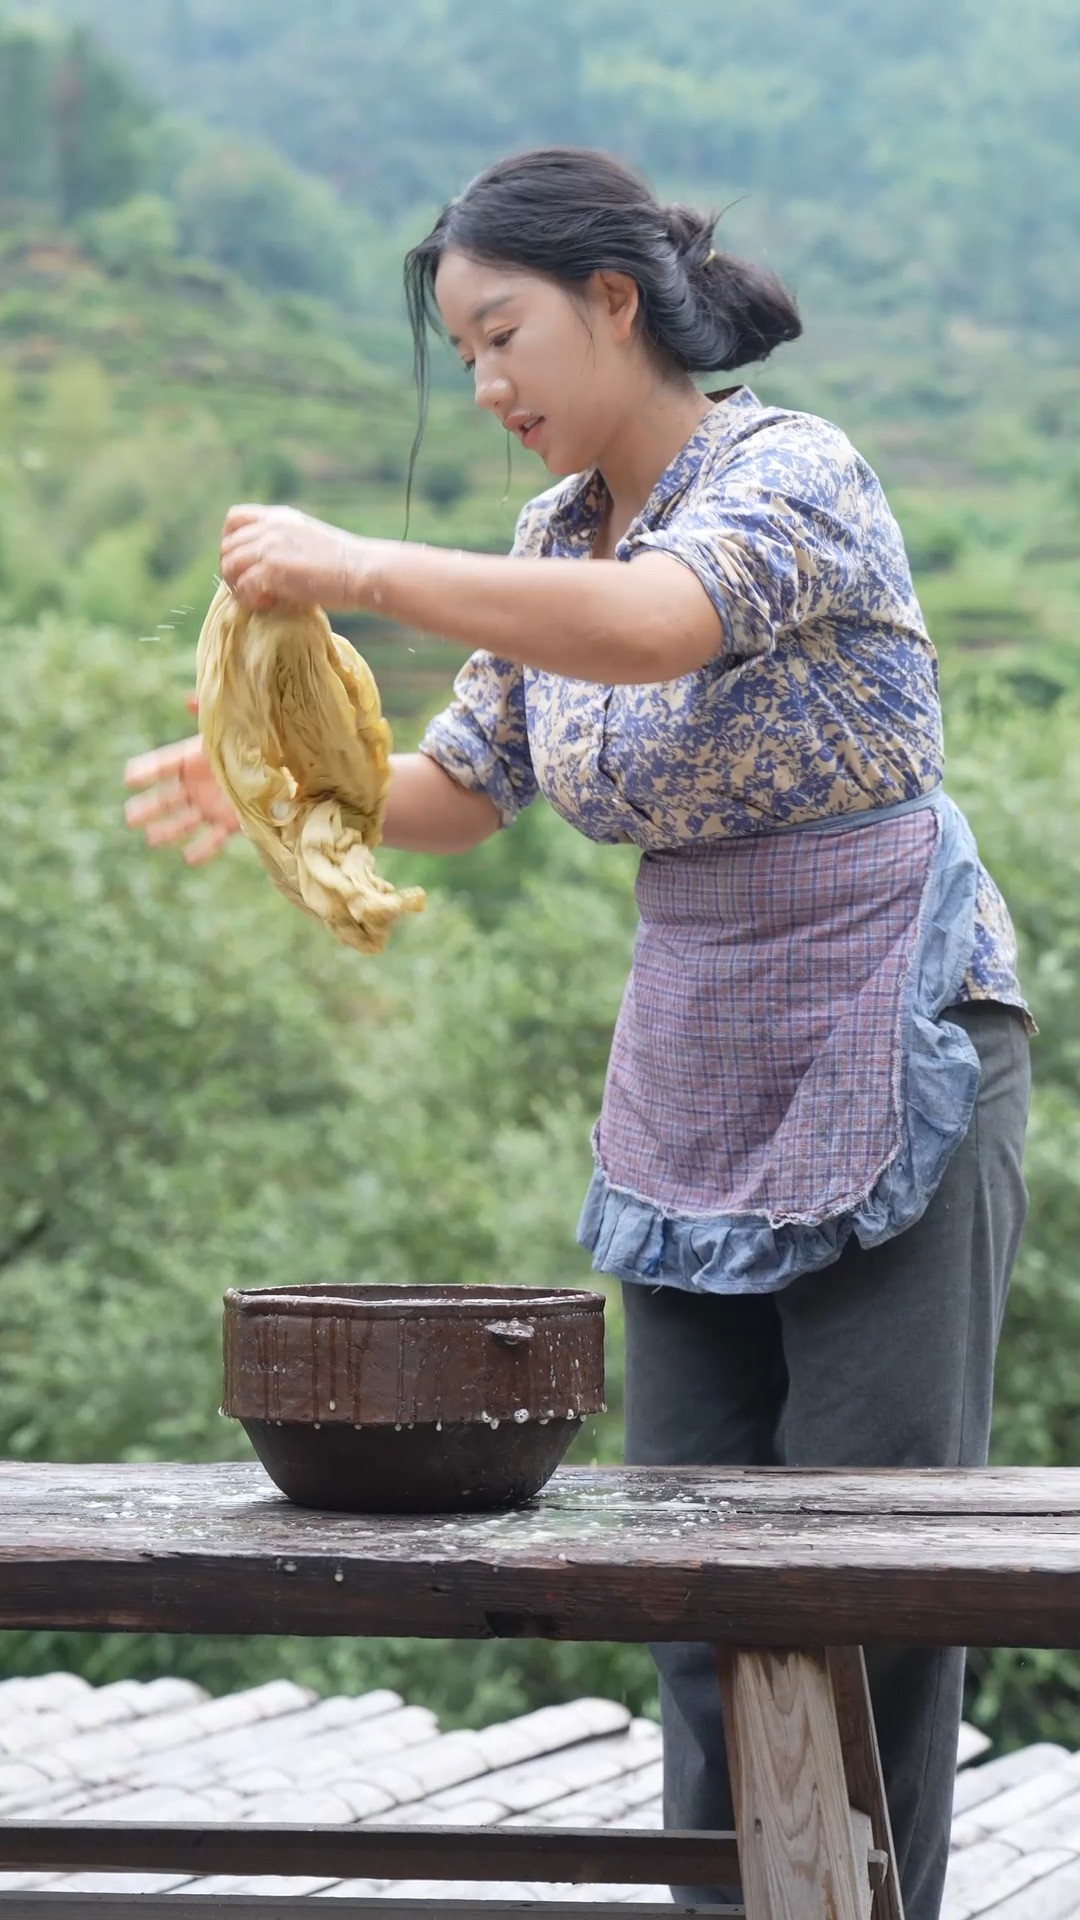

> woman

[{"left": 125, "top": 147, "right": 1031, "bottom": 1920}]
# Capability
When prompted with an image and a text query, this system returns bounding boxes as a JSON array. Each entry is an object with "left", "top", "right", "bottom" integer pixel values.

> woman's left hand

[{"left": 219, "top": 504, "right": 365, "bottom": 611}]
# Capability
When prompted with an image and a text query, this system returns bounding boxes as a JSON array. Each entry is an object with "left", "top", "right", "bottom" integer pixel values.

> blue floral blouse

[{"left": 419, "top": 385, "right": 1026, "bottom": 1016}]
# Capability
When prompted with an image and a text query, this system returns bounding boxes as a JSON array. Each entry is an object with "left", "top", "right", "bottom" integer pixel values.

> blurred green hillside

[
  {"left": 28, "top": 0, "right": 1080, "bottom": 345},
  {"left": 0, "top": 8, "right": 1077, "bottom": 1748}
]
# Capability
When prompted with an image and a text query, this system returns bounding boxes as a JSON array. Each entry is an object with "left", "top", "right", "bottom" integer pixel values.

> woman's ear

[{"left": 593, "top": 269, "right": 640, "bottom": 345}]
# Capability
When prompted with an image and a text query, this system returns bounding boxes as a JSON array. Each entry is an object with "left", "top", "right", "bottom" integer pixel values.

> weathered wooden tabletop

[{"left": 1, "top": 1463, "right": 1077, "bottom": 1647}]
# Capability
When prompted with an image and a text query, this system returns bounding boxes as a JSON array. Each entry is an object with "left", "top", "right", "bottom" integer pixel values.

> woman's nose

[{"left": 473, "top": 367, "right": 510, "bottom": 414}]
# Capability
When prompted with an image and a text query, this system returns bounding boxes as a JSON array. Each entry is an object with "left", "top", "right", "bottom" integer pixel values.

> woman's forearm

[
  {"left": 351, "top": 539, "right": 722, "bottom": 685},
  {"left": 381, "top": 752, "right": 501, "bottom": 854},
  {"left": 217, "top": 503, "right": 724, "bottom": 683}
]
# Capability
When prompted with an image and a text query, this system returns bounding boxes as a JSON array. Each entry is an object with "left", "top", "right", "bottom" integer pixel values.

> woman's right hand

[{"left": 123, "top": 694, "right": 241, "bottom": 866}]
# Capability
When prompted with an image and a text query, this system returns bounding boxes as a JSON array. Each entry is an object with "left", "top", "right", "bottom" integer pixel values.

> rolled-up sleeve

[
  {"left": 622, "top": 422, "right": 863, "bottom": 666},
  {"left": 417, "top": 501, "right": 545, "bottom": 827},
  {"left": 418, "top": 650, "right": 538, "bottom": 827}
]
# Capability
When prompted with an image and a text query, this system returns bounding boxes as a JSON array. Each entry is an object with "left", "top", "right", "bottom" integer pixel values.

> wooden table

[{"left": 1, "top": 1462, "right": 1077, "bottom": 1920}]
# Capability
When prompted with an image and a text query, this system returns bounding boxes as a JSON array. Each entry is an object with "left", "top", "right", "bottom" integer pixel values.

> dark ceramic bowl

[{"left": 221, "top": 1283, "right": 606, "bottom": 1513}]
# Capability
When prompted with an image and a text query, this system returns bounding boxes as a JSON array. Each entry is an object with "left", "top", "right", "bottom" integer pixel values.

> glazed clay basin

[{"left": 221, "top": 1283, "right": 606, "bottom": 1513}]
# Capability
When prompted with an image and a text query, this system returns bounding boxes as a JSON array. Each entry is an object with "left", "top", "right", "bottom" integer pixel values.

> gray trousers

[{"left": 622, "top": 1003, "right": 1030, "bottom": 1920}]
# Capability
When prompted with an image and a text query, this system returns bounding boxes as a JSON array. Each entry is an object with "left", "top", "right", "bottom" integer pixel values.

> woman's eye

[{"left": 460, "top": 330, "right": 515, "bottom": 374}]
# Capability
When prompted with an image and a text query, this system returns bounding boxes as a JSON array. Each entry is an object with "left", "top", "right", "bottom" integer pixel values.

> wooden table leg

[
  {"left": 827, "top": 1647, "right": 904, "bottom": 1920},
  {"left": 716, "top": 1646, "right": 901, "bottom": 1920}
]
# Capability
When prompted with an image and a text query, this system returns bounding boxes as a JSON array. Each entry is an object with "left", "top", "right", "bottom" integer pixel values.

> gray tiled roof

[{"left": 0, "top": 1674, "right": 1076, "bottom": 1912}]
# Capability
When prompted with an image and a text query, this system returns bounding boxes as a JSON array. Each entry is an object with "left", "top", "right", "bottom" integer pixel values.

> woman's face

[{"left": 434, "top": 248, "right": 642, "bottom": 478}]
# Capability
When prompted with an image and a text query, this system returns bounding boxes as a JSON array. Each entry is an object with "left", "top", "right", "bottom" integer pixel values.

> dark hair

[{"left": 401, "top": 145, "right": 801, "bottom": 518}]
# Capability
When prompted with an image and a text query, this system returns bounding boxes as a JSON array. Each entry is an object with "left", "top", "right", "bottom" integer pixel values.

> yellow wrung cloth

[{"left": 195, "top": 581, "right": 424, "bottom": 953}]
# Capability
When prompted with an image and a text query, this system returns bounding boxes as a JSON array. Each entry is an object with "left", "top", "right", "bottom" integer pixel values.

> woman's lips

[{"left": 521, "top": 417, "right": 545, "bottom": 449}]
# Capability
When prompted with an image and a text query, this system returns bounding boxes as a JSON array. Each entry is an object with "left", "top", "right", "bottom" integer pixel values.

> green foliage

[
  {"left": 174, "top": 140, "right": 361, "bottom": 301},
  {"left": 420, "top": 459, "right": 470, "bottom": 511},
  {"left": 942, "top": 675, "right": 1080, "bottom": 1751},
  {"left": 0, "top": 18, "right": 152, "bottom": 222},
  {"left": 0, "top": 22, "right": 60, "bottom": 208},
  {"left": 0, "top": 16, "right": 374, "bottom": 303},
  {"left": 34, "top": 0, "right": 1080, "bottom": 343},
  {"left": 80, "top": 190, "right": 178, "bottom": 274}
]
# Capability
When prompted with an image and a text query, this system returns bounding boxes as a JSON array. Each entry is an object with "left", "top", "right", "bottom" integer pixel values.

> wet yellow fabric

[{"left": 195, "top": 581, "right": 424, "bottom": 953}]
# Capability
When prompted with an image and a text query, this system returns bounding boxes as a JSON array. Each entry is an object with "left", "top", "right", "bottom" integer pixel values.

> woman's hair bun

[{"left": 662, "top": 202, "right": 717, "bottom": 271}]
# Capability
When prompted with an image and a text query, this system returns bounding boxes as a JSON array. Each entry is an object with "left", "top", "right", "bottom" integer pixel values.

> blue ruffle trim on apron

[{"left": 576, "top": 793, "right": 983, "bottom": 1295}]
